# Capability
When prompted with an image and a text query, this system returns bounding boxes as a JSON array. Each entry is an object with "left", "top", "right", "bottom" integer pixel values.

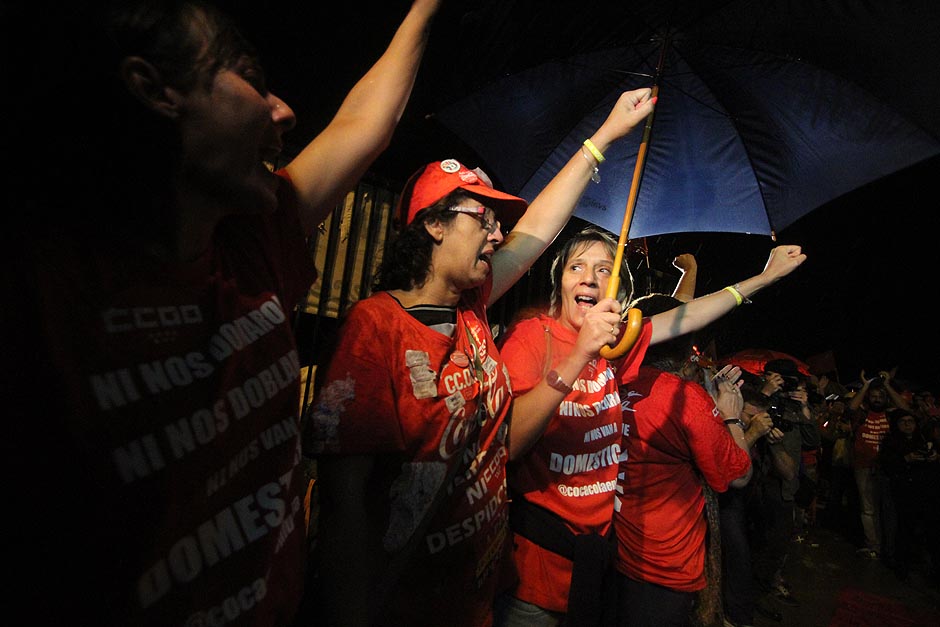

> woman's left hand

[{"left": 711, "top": 365, "right": 744, "bottom": 419}]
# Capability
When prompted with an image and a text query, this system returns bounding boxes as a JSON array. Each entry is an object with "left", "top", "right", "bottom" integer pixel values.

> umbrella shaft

[
  {"left": 606, "top": 82, "right": 660, "bottom": 300},
  {"left": 607, "top": 36, "right": 669, "bottom": 298}
]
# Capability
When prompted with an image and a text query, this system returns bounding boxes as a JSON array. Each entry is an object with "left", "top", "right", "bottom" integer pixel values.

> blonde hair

[{"left": 548, "top": 226, "right": 633, "bottom": 316}]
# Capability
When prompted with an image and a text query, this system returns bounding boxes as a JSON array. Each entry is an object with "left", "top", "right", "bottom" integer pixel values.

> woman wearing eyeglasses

[{"left": 305, "top": 89, "right": 656, "bottom": 626}]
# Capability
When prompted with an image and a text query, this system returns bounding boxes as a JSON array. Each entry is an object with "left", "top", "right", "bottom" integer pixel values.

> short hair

[
  {"left": 21, "top": 1, "right": 263, "bottom": 236},
  {"left": 108, "top": 1, "right": 260, "bottom": 93},
  {"left": 629, "top": 293, "right": 682, "bottom": 316},
  {"left": 372, "top": 190, "right": 464, "bottom": 292},
  {"left": 886, "top": 408, "right": 920, "bottom": 436},
  {"left": 630, "top": 294, "right": 695, "bottom": 372},
  {"left": 548, "top": 227, "right": 633, "bottom": 317},
  {"left": 742, "top": 383, "right": 771, "bottom": 410}
]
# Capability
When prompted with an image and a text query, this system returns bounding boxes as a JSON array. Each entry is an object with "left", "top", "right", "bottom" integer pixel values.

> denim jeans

[
  {"left": 493, "top": 594, "right": 564, "bottom": 627},
  {"left": 854, "top": 466, "right": 894, "bottom": 556}
]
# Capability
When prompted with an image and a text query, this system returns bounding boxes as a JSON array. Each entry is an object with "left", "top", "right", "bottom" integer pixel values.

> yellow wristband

[
  {"left": 583, "top": 138, "right": 605, "bottom": 163},
  {"left": 723, "top": 284, "right": 752, "bottom": 306},
  {"left": 723, "top": 285, "right": 744, "bottom": 306}
]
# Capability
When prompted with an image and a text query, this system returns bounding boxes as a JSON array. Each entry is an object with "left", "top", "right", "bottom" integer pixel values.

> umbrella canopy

[
  {"left": 724, "top": 348, "right": 811, "bottom": 377},
  {"left": 432, "top": 1, "right": 940, "bottom": 239}
]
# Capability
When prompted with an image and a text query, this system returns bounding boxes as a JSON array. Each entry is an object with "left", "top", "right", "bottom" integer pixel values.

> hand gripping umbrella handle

[{"left": 599, "top": 286, "right": 643, "bottom": 360}]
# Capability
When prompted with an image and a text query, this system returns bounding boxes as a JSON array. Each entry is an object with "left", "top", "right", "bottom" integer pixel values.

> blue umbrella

[{"left": 433, "top": 5, "right": 940, "bottom": 240}]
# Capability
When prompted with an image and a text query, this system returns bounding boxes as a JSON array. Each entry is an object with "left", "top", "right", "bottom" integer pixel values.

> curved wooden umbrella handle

[{"left": 599, "top": 280, "right": 643, "bottom": 360}]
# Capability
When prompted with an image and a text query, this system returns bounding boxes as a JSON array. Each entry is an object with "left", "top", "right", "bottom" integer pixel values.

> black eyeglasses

[{"left": 448, "top": 205, "right": 501, "bottom": 234}]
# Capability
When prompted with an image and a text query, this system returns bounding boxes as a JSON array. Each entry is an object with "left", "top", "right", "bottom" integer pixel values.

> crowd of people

[
  {"left": 12, "top": 2, "right": 938, "bottom": 627},
  {"left": 709, "top": 358, "right": 940, "bottom": 627},
  {"left": 816, "top": 370, "right": 940, "bottom": 579}
]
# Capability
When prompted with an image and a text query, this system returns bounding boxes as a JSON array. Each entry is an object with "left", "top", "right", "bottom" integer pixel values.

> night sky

[
  {"left": 639, "top": 154, "right": 940, "bottom": 392},
  {"left": 231, "top": 1, "right": 940, "bottom": 392}
]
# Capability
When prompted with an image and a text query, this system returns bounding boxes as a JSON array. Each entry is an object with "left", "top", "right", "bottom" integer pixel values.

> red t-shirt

[
  {"left": 614, "top": 368, "right": 751, "bottom": 592},
  {"left": 14, "top": 172, "right": 316, "bottom": 625},
  {"left": 498, "top": 314, "right": 652, "bottom": 612},
  {"left": 307, "top": 284, "right": 514, "bottom": 627},
  {"left": 853, "top": 410, "right": 890, "bottom": 469}
]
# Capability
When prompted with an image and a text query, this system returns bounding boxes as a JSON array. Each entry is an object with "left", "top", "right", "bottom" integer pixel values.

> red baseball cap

[{"left": 398, "top": 159, "right": 528, "bottom": 227}]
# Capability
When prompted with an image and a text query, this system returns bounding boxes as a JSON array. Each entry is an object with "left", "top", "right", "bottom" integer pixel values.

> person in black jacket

[{"left": 880, "top": 409, "right": 940, "bottom": 581}]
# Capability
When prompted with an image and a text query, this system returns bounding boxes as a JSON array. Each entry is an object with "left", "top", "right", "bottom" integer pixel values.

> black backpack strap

[
  {"left": 568, "top": 532, "right": 617, "bottom": 627},
  {"left": 509, "top": 496, "right": 576, "bottom": 559},
  {"left": 509, "top": 497, "right": 616, "bottom": 626}
]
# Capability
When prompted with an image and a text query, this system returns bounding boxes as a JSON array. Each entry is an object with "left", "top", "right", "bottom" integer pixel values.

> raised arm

[
  {"left": 882, "top": 368, "right": 913, "bottom": 412},
  {"left": 285, "top": 0, "right": 442, "bottom": 233},
  {"left": 670, "top": 253, "right": 698, "bottom": 302},
  {"left": 488, "top": 88, "right": 656, "bottom": 304},
  {"left": 847, "top": 371, "right": 873, "bottom": 412},
  {"left": 648, "top": 244, "right": 807, "bottom": 345}
]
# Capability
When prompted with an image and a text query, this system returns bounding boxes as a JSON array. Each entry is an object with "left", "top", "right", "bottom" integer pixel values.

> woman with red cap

[{"left": 306, "top": 89, "right": 656, "bottom": 625}]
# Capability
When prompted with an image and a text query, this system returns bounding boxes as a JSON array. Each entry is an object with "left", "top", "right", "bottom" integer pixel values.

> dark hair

[
  {"left": 742, "top": 383, "right": 771, "bottom": 411},
  {"left": 19, "top": 1, "right": 263, "bottom": 238},
  {"left": 109, "top": 1, "right": 259, "bottom": 91},
  {"left": 629, "top": 293, "right": 681, "bottom": 315},
  {"left": 372, "top": 191, "right": 464, "bottom": 291},
  {"left": 886, "top": 408, "right": 916, "bottom": 428},
  {"left": 630, "top": 294, "right": 696, "bottom": 373},
  {"left": 764, "top": 358, "right": 805, "bottom": 380},
  {"left": 548, "top": 226, "right": 633, "bottom": 317}
]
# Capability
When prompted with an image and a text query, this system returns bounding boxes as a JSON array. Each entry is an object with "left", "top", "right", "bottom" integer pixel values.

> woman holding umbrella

[{"left": 496, "top": 230, "right": 806, "bottom": 626}]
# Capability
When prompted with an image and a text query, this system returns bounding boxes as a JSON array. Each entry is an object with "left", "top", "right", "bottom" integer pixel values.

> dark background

[{"left": 235, "top": 1, "right": 940, "bottom": 390}]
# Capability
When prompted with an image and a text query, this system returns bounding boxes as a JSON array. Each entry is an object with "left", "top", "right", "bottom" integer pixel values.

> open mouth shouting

[{"left": 574, "top": 294, "right": 598, "bottom": 310}]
